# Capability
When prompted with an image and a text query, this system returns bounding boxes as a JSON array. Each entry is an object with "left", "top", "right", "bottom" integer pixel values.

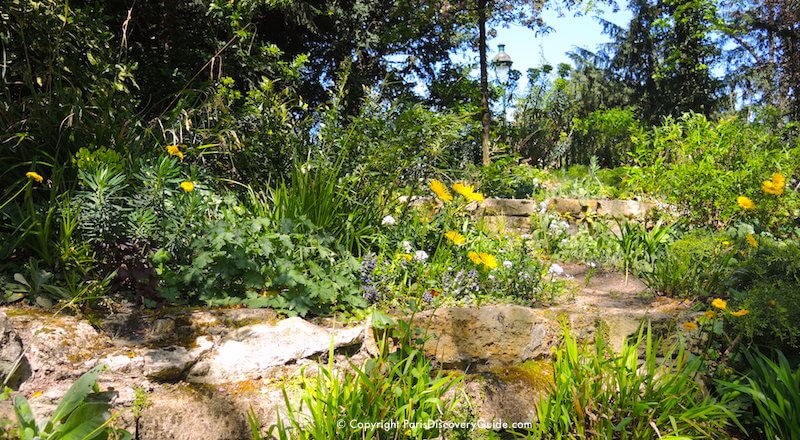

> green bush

[
  {"left": 570, "top": 107, "right": 640, "bottom": 167},
  {"left": 725, "top": 240, "right": 800, "bottom": 347},
  {"left": 628, "top": 113, "right": 800, "bottom": 231}
]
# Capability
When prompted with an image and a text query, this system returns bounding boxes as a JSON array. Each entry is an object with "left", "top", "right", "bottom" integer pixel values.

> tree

[{"left": 718, "top": 0, "right": 800, "bottom": 119}]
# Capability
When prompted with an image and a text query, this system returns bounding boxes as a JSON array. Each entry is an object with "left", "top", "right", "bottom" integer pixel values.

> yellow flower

[
  {"left": 180, "top": 181, "right": 195, "bottom": 192},
  {"left": 429, "top": 179, "right": 453, "bottom": 203},
  {"left": 445, "top": 231, "right": 466, "bottom": 246},
  {"left": 762, "top": 172, "right": 785, "bottom": 196},
  {"left": 25, "top": 171, "right": 43, "bottom": 183},
  {"left": 478, "top": 252, "right": 498, "bottom": 269},
  {"left": 402, "top": 253, "right": 413, "bottom": 262},
  {"left": 467, "top": 191, "right": 485, "bottom": 202},
  {"left": 711, "top": 298, "right": 727, "bottom": 310},
  {"left": 166, "top": 144, "right": 185, "bottom": 160},
  {"left": 467, "top": 251, "right": 482, "bottom": 265},
  {"left": 704, "top": 310, "right": 716, "bottom": 319},
  {"left": 682, "top": 322, "right": 698, "bottom": 331},
  {"left": 730, "top": 309, "right": 750, "bottom": 317},
  {"left": 452, "top": 182, "right": 485, "bottom": 202},
  {"left": 736, "top": 196, "right": 755, "bottom": 210},
  {"left": 746, "top": 233, "right": 758, "bottom": 248},
  {"left": 30, "top": 391, "right": 43, "bottom": 399}
]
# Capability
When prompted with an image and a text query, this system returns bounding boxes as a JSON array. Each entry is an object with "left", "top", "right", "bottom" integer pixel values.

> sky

[{"left": 483, "top": 4, "right": 632, "bottom": 92}]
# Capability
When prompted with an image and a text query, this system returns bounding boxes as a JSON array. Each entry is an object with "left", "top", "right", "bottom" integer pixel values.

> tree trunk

[{"left": 479, "top": 0, "right": 491, "bottom": 166}]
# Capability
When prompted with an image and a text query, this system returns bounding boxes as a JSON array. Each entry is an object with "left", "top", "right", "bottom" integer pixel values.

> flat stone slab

[{"left": 187, "top": 317, "right": 364, "bottom": 383}]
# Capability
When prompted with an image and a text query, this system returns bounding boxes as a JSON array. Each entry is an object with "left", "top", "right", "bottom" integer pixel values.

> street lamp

[
  {"left": 492, "top": 44, "right": 513, "bottom": 84},
  {"left": 492, "top": 44, "right": 513, "bottom": 143}
]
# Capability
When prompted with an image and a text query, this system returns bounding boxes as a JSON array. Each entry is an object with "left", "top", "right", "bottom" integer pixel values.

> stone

[
  {"left": 0, "top": 312, "right": 29, "bottom": 388},
  {"left": 481, "top": 215, "right": 532, "bottom": 233},
  {"left": 412, "top": 305, "right": 558, "bottom": 368},
  {"left": 548, "top": 198, "right": 655, "bottom": 219},
  {"left": 137, "top": 384, "right": 249, "bottom": 440},
  {"left": 143, "top": 336, "right": 214, "bottom": 382},
  {"left": 187, "top": 317, "right": 364, "bottom": 384},
  {"left": 477, "top": 198, "right": 540, "bottom": 217}
]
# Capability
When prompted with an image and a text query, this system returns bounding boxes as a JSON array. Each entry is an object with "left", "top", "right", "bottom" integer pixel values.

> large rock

[
  {"left": 188, "top": 317, "right": 364, "bottom": 384},
  {"left": 412, "top": 305, "right": 558, "bottom": 368}
]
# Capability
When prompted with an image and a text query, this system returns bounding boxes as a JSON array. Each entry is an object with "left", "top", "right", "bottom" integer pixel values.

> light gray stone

[{"left": 187, "top": 317, "right": 364, "bottom": 383}]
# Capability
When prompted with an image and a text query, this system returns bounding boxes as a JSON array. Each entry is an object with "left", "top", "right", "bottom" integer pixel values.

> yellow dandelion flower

[
  {"left": 429, "top": 179, "right": 453, "bottom": 202},
  {"left": 402, "top": 253, "right": 413, "bottom": 262},
  {"left": 452, "top": 182, "right": 472, "bottom": 197},
  {"left": 746, "top": 233, "right": 758, "bottom": 248},
  {"left": 682, "top": 322, "right": 698, "bottom": 331},
  {"left": 711, "top": 298, "right": 727, "bottom": 310},
  {"left": 467, "top": 190, "right": 485, "bottom": 202},
  {"left": 762, "top": 172, "right": 785, "bottom": 196},
  {"left": 736, "top": 196, "right": 755, "bottom": 210},
  {"left": 180, "top": 181, "right": 195, "bottom": 192},
  {"left": 467, "top": 251, "right": 482, "bottom": 265},
  {"left": 166, "top": 144, "right": 185, "bottom": 160},
  {"left": 730, "top": 309, "right": 750, "bottom": 317},
  {"left": 451, "top": 182, "right": 485, "bottom": 202},
  {"left": 25, "top": 171, "right": 43, "bottom": 183},
  {"left": 478, "top": 252, "right": 498, "bottom": 269},
  {"left": 704, "top": 310, "right": 716, "bottom": 319},
  {"left": 445, "top": 231, "right": 466, "bottom": 246}
]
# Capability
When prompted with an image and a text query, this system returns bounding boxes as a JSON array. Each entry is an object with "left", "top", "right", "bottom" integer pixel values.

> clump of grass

[{"left": 529, "top": 323, "right": 740, "bottom": 439}]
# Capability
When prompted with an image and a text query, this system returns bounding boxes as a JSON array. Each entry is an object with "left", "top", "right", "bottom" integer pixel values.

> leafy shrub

[
  {"left": 530, "top": 324, "right": 740, "bottom": 439},
  {"left": 570, "top": 107, "right": 640, "bottom": 167},
  {"left": 725, "top": 240, "right": 800, "bottom": 347},
  {"left": 160, "top": 214, "right": 364, "bottom": 316},
  {"left": 628, "top": 113, "right": 800, "bottom": 230}
]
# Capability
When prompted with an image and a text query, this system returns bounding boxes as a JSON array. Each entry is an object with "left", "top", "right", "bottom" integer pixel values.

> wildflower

[
  {"left": 736, "top": 196, "right": 755, "bottom": 210},
  {"left": 401, "top": 240, "right": 414, "bottom": 253},
  {"left": 682, "top": 322, "right": 698, "bottom": 331},
  {"left": 445, "top": 231, "right": 466, "bottom": 246},
  {"left": 704, "top": 310, "right": 716, "bottom": 319},
  {"left": 721, "top": 241, "right": 731, "bottom": 247},
  {"left": 478, "top": 253, "right": 498, "bottom": 269},
  {"left": 422, "top": 291, "right": 434, "bottom": 304},
  {"left": 180, "top": 181, "right": 195, "bottom": 192},
  {"left": 25, "top": 171, "right": 43, "bottom": 183},
  {"left": 467, "top": 251, "right": 482, "bottom": 265},
  {"left": 548, "top": 263, "right": 565, "bottom": 276},
  {"left": 452, "top": 182, "right": 485, "bottom": 202},
  {"left": 401, "top": 253, "right": 413, "bottom": 262},
  {"left": 429, "top": 179, "right": 453, "bottom": 202},
  {"left": 502, "top": 260, "right": 513, "bottom": 269},
  {"left": 166, "top": 144, "right": 185, "bottom": 160},
  {"left": 762, "top": 172, "right": 785, "bottom": 196},
  {"left": 381, "top": 215, "right": 396, "bottom": 226},
  {"left": 711, "top": 298, "right": 727, "bottom": 310},
  {"left": 730, "top": 309, "right": 750, "bottom": 317},
  {"left": 414, "top": 250, "right": 429, "bottom": 262},
  {"left": 745, "top": 233, "right": 758, "bottom": 248}
]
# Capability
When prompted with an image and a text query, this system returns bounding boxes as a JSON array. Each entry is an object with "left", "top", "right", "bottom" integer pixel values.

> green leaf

[
  {"left": 13, "top": 395, "right": 38, "bottom": 436},
  {"left": 49, "top": 365, "right": 107, "bottom": 423},
  {"left": 49, "top": 402, "right": 114, "bottom": 440}
]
